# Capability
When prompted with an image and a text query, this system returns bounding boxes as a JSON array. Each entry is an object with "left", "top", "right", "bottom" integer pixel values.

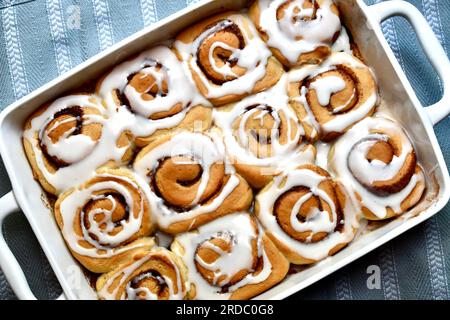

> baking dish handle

[
  {"left": 0, "top": 191, "right": 66, "bottom": 300},
  {"left": 369, "top": 0, "right": 450, "bottom": 125}
]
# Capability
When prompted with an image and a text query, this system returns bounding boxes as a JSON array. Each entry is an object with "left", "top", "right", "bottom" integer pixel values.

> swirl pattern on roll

[
  {"left": 54, "top": 168, "right": 155, "bottom": 273},
  {"left": 214, "top": 75, "right": 316, "bottom": 188},
  {"left": 133, "top": 132, "right": 253, "bottom": 234},
  {"left": 288, "top": 52, "right": 378, "bottom": 141},
  {"left": 330, "top": 117, "right": 426, "bottom": 220},
  {"left": 97, "top": 247, "right": 189, "bottom": 300},
  {"left": 255, "top": 164, "right": 358, "bottom": 264},
  {"left": 23, "top": 94, "right": 134, "bottom": 195},
  {"left": 171, "top": 212, "right": 289, "bottom": 299},
  {"left": 97, "top": 46, "right": 212, "bottom": 147},
  {"left": 174, "top": 12, "right": 284, "bottom": 106},
  {"left": 249, "top": 0, "right": 342, "bottom": 67}
]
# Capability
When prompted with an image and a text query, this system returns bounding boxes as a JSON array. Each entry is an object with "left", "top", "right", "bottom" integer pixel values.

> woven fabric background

[{"left": 0, "top": 0, "right": 449, "bottom": 300}]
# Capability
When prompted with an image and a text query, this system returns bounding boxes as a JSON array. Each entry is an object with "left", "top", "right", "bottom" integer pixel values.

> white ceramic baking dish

[{"left": 0, "top": 0, "right": 449, "bottom": 300}]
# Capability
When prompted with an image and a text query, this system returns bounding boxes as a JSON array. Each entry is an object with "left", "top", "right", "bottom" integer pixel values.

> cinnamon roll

[
  {"left": 23, "top": 94, "right": 133, "bottom": 195},
  {"left": 97, "top": 46, "right": 212, "bottom": 147},
  {"left": 329, "top": 117, "right": 426, "bottom": 220},
  {"left": 174, "top": 12, "right": 284, "bottom": 106},
  {"left": 54, "top": 167, "right": 156, "bottom": 273},
  {"left": 255, "top": 164, "right": 358, "bottom": 264},
  {"left": 133, "top": 132, "right": 253, "bottom": 234},
  {"left": 171, "top": 212, "right": 289, "bottom": 299},
  {"left": 288, "top": 52, "right": 378, "bottom": 141},
  {"left": 249, "top": 0, "right": 342, "bottom": 67},
  {"left": 97, "top": 247, "right": 189, "bottom": 300},
  {"left": 214, "top": 75, "right": 316, "bottom": 188}
]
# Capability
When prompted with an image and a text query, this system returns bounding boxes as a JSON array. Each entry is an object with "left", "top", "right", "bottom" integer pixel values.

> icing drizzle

[
  {"left": 173, "top": 212, "right": 272, "bottom": 299},
  {"left": 256, "top": 167, "right": 358, "bottom": 261},
  {"left": 214, "top": 75, "right": 315, "bottom": 171},
  {"left": 257, "top": 0, "right": 342, "bottom": 64},
  {"left": 174, "top": 14, "right": 272, "bottom": 99},
  {"left": 288, "top": 52, "right": 378, "bottom": 137},
  {"left": 98, "top": 248, "right": 187, "bottom": 300},
  {"left": 133, "top": 132, "right": 240, "bottom": 229},
  {"left": 331, "top": 117, "right": 425, "bottom": 219}
]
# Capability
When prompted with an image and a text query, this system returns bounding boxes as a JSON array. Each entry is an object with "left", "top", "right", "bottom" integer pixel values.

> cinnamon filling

[
  {"left": 114, "top": 61, "right": 184, "bottom": 120},
  {"left": 274, "top": 167, "right": 344, "bottom": 242},
  {"left": 82, "top": 192, "right": 130, "bottom": 246},
  {"left": 233, "top": 104, "right": 295, "bottom": 159},
  {"left": 349, "top": 137, "right": 417, "bottom": 196},
  {"left": 277, "top": 0, "right": 319, "bottom": 25},
  {"left": 305, "top": 65, "right": 360, "bottom": 117},
  {"left": 40, "top": 106, "right": 85, "bottom": 168},
  {"left": 196, "top": 20, "right": 246, "bottom": 85},
  {"left": 194, "top": 232, "right": 258, "bottom": 289},
  {"left": 150, "top": 156, "right": 225, "bottom": 210},
  {"left": 128, "top": 270, "right": 169, "bottom": 300}
]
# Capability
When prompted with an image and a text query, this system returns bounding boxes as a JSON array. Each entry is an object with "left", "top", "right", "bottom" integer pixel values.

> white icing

[
  {"left": 174, "top": 14, "right": 272, "bottom": 99},
  {"left": 58, "top": 172, "right": 147, "bottom": 258},
  {"left": 98, "top": 45, "right": 211, "bottom": 141},
  {"left": 315, "top": 141, "right": 331, "bottom": 169},
  {"left": 288, "top": 52, "right": 377, "bottom": 135},
  {"left": 309, "top": 75, "right": 346, "bottom": 106},
  {"left": 331, "top": 117, "right": 425, "bottom": 218},
  {"left": 99, "top": 46, "right": 209, "bottom": 119},
  {"left": 331, "top": 27, "right": 352, "bottom": 54},
  {"left": 98, "top": 248, "right": 186, "bottom": 300},
  {"left": 257, "top": 0, "right": 341, "bottom": 64},
  {"left": 23, "top": 47, "right": 211, "bottom": 195},
  {"left": 22, "top": 95, "right": 126, "bottom": 193},
  {"left": 173, "top": 212, "right": 272, "bottom": 299},
  {"left": 133, "top": 132, "right": 241, "bottom": 229},
  {"left": 214, "top": 75, "right": 315, "bottom": 172},
  {"left": 40, "top": 126, "right": 97, "bottom": 165},
  {"left": 256, "top": 167, "right": 358, "bottom": 261}
]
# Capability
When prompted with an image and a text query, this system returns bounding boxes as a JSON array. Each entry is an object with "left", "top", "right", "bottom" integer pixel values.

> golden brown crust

[
  {"left": 22, "top": 94, "right": 114, "bottom": 195},
  {"left": 229, "top": 235, "right": 289, "bottom": 299},
  {"left": 134, "top": 105, "right": 212, "bottom": 147},
  {"left": 96, "top": 247, "right": 189, "bottom": 300},
  {"left": 164, "top": 174, "right": 253, "bottom": 234},
  {"left": 134, "top": 133, "right": 253, "bottom": 234},
  {"left": 96, "top": 49, "right": 212, "bottom": 148},
  {"left": 289, "top": 55, "right": 377, "bottom": 142},
  {"left": 361, "top": 166, "right": 426, "bottom": 220},
  {"left": 171, "top": 213, "right": 289, "bottom": 300},
  {"left": 232, "top": 144, "right": 316, "bottom": 189},
  {"left": 255, "top": 164, "right": 356, "bottom": 265},
  {"left": 328, "top": 118, "right": 426, "bottom": 221},
  {"left": 249, "top": 0, "right": 340, "bottom": 67},
  {"left": 54, "top": 167, "right": 156, "bottom": 273},
  {"left": 174, "top": 12, "right": 284, "bottom": 106}
]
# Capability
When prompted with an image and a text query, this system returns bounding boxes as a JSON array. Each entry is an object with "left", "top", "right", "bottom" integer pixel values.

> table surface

[{"left": 1, "top": 0, "right": 449, "bottom": 300}]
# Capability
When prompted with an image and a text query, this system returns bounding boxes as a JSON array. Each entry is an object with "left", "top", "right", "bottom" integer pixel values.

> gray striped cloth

[{"left": 0, "top": 0, "right": 449, "bottom": 300}]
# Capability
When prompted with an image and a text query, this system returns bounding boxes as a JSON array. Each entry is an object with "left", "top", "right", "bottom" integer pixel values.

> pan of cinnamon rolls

[{"left": 20, "top": 0, "right": 433, "bottom": 300}]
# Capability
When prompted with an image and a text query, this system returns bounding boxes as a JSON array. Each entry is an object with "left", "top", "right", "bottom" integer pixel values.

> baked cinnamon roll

[
  {"left": 288, "top": 52, "right": 378, "bottom": 141},
  {"left": 214, "top": 75, "right": 316, "bottom": 188},
  {"left": 97, "top": 46, "right": 212, "bottom": 147},
  {"left": 330, "top": 117, "right": 426, "bottom": 220},
  {"left": 54, "top": 167, "right": 155, "bottom": 273},
  {"left": 249, "top": 0, "right": 342, "bottom": 67},
  {"left": 23, "top": 94, "right": 133, "bottom": 195},
  {"left": 133, "top": 131, "right": 253, "bottom": 234},
  {"left": 174, "top": 12, "right": 284, "bottom": 106},
  {"left": 255, "top": 164, "right": 358, "bottom": 264},
  {"left": 97, "top": 247, "right": 189, "bottom": 300},
  {"left": 171, "top": 212, "right": 289, "bottom": 299}
]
